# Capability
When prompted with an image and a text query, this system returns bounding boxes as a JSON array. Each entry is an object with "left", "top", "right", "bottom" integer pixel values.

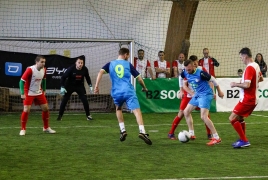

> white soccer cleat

[
  {"left": 19, "top": 130, "right": 26, "bottom": 136},
  {"left": 43, "top": 127, "right": 56, "bottom": 134}
]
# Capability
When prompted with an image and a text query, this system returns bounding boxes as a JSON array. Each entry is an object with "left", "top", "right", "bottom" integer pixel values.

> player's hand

[
  {"left": 218, "top": 91, "right": 224, "bottom": 99},
  {"left": 89, "top": 85, "right": 93, "bottom": 94},
  {"left": 230, "top": 82, "right": 236, "bottom": 88},
  {"left": 21, "top": 94, "right": 25, "bottom": 100},
  {"left": 151, "top": 75, "right": 156, "bottom": 80},
  {"left": 60, "top": 87, "right": 67, "bottom": 95},
  {"left": 178, "top": 90, "right": 184, "bottom": 99},
  {"left": 142, "top": 88, "right": 148, "bottom": 92},
  {"left": 94, "top": 87, "right": 99, "bottom": 94}
]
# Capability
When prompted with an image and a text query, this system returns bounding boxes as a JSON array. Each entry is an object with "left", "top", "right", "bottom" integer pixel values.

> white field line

[{"left": 149, "top": 176, "right": 268, "bottom": 180}]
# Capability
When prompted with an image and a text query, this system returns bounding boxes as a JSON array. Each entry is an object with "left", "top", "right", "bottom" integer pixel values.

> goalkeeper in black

[{"left": 57, "top": 57, "right": 93, "bottom": 121}]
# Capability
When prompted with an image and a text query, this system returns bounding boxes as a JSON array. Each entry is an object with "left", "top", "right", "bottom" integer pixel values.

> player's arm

[
  {"left": 84, "top": 67, "right": 92, "bottom": 86},
  {"left": 200, "top": 71, "right": 224, "bottom": 98},
  {"left": 172, "top": 61, "right": 178, "bottom": 77},
  {"left": 20, "top": 68, "right": 32, "bottom": 99},
  {"left": 146, "top": 60, "right": 155, "bottom": 80},
  {"left": 94, "top": 62, "right": 110, "bottom": 94},
  {"left": 211, "top": 57, "right": 220, "bottom": 67},
  {"left": 130, "top": 64, "right": 148, "bottom": 91},
  {"left": 231, "top": 66, "right": 258, "bottom": 88},
  {"left": 60, "top": 66, "right": 72, "bottom": 87},
  {"left": 165, "top": 62, "right": 171, "bottom": 75}
]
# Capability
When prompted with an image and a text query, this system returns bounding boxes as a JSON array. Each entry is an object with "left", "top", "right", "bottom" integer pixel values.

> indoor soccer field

[{"left": 0, "top": 112, "right": 268, "bottom": 180}]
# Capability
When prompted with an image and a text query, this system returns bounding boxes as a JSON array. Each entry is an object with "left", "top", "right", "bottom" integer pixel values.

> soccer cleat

[
  {"left": 207, "top": 134, "right": 213, "bottom": 140},
  {"left": 19, "top": 130, "right": 26, "bottom": 136},
  {"left": 168, "top": 133, "right": 176, "bottom": 140},
  {"left": 206, "top": 138, "right": 222, "bottom": 146},
  {"left": 56, "top": 115, "right": 62, "bottom": 121},
  {"left": 233, "top": 140, "right": 250, "bottom": 148},
  {"left": 43, "top": 127, "right": 56, "bottom": 134},
  {"left": 139, "top": 133, "right": 152, "bottom": 145},
  {"left": 87, "top": 115, "right": 93, "bottom": 120},
  {"left": 190, "top": 135, "right": 196, "bottom": 140},
  {"left": 120, "top": 131, "right": 127, "bottom": 142},
  {"left": 232, "top": 139, "right": 241, "bottom": 147}
]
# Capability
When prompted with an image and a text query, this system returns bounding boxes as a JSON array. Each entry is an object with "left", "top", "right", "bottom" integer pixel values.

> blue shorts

[
  {"left": 189, "top": 94, "right": 213, "bottom": 109},
  {"left": 112, "top": 94, "right": 140, "bottom": 110}
]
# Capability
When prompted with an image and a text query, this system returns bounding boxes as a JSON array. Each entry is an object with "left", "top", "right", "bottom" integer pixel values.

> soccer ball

[{"left": 178, "top": 130, "right": 191, "bottom": 143}]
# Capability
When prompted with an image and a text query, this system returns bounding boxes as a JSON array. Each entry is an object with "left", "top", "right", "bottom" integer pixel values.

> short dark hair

[
  {"left": 184, "top": 59, "right": 193, "bottom": 66},
  {"left": 119, "top": 48, "right": 129, "bottom": 55},
  {"left": 35, "top": 55, "right": 45, "bottom": 62},
  {"left": 238, "top": 69, "right": 243, "bottom": 72},
  {"left": 239, "top": 47, "right": 252, "bottom": 58},
  {"left": 189, "top": 55, "right": 198, "bottom": 61},
  {"left": 158, "top": 51, "right": 165, "bottom": 55},
  {"left": 138, "top": 49, "right": 144, "bottom": 53}
]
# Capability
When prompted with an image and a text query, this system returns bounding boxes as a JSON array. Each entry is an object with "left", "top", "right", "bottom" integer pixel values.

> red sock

[
  {"left": 231, "top": 118, "right": 247, "bottom": 141},
  {"left": 42, "top": 111, "right": 49, "bottom": 129},
  {"left": 240, "top": 119, "right": 245, "bottom": 134},
  {"left": 21, "top": 111, "right": 29, "bottom": 130},
  {"left": 205, "top": 114, "right": 212, "bottom": 135},
  {"left": 169, "top": 116, "right": 182, "bottom": 134}
]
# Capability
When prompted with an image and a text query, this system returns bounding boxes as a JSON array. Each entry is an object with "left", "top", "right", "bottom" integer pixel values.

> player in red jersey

[
  {"left": 19, "top": 55, "right": 56, "bottom": 136},
  {"left": 229, "top": 47, "right": 263, "bottom": 148},
  {"left": 168, "top": 55, "right": 212, "bottom": 140}
]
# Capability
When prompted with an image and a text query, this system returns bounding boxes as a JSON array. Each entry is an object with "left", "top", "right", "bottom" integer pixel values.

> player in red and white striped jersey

[
  {"left": 229, "top": 47, "right": 263, "bottom": 148},
  {"left": 134, "top": 49, "right": 155, "bottom": 79},
  {"left": 154, "top": 51, "right": 170, "bottom": 78},
  {"left": 19, "top": 55, "right": 56, "bottom": 136}
]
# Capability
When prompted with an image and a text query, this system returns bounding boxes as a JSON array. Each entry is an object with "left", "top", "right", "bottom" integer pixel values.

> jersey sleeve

[
  {"left": 244, "top": 66, "right": 255, "bottom": 82},
  {"left": 130, "top": 63, "right": 140, "bottom": 78},
  {"left": 166, "top": 61, "right": 170, "bottom": 68},
  {"left": 21, "top": 67, "right": 32, "bottom": 82},
  {"left": 200, "top": 70, "right": 211, "bottom": 81},
  {"left": 180, "top": 69, "right": 186, "bottom": 79},
  {"left": 172, "top": 61, "right": 177, "bottom": 68},
  {"left": 146, "top": 60, "right": 151, "bottom": 67},
  {"left": 154, "top": 61, "right": 158, "bottom": 68},
  {"left": 84, "top": 67, "right": 92, "bottom": 85},
  {"left": 102, "top": 62, "right": 110, "bottom": 73},
  {"left": 60, "top": 66, "right": 72, "bottom": 87}
]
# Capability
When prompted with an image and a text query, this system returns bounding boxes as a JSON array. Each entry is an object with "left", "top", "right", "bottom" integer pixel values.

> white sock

[
  {"left": 213, "top": 133, "right": 219, "bottom": 139},
  {"left": 189, "top": 130, "right": 194, "bottom": 136},
  {"left": 139, "top": 125, "right": 146, "bottom": 134},
  {"left": 119, "top": 122, "right": 125, "bottom": 132}
]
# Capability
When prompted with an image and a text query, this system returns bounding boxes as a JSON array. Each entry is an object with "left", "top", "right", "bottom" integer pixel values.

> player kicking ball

[{"left": 94, "top": 48, "right": 152, "bottom": 145}]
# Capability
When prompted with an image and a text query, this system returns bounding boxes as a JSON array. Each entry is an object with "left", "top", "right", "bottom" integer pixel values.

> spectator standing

[
  {"left": 255, "top": 53, "right": 267, "bottom": 77},
  {"left": 198, "top": 48, "right": 219, "bottom": 77}
]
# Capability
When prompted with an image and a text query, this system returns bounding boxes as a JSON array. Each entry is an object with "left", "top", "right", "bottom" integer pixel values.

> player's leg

[
  {"left": 20, "top": 95, "right": 34, "bottom": 136},
  {"left": 37, "top": 94, "right": 56, "bottom": 134},
  {"left": 126, "top": 94, "right": 152, "bottom": 145},
  {"left": 229, "top": 102, "right": 255, "bottom": 148},
  {"left": 168, "top": 96, "right": 190, "bottom": 139},
  {"left": 76, "top": 86, "right": 92, "bottom": 120},
  {"left": 195, "top": 107, "right": 212, "bottom": 139},
  {"left": 183, "top": 103, "right": 197, "bottom": 139},
  {"left": 57, "top": 86, "right": 74, "bottom": 120},
  {"left": 200, "top": 108, "right": 221, "bottom": 145},
  {"left": 113, "top": 96, "right": 127, "bottom": 142}
]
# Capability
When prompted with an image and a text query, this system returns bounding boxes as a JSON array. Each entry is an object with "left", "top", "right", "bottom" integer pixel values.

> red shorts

[
  {"left": 233, "top": 102, "right": 257, "bottom": 117},
  {"left": 23, "top": 93, "right": 47, "bottom": 106},
  {"left": 179, "top": 96, "right": 191, "bottom": 110}
]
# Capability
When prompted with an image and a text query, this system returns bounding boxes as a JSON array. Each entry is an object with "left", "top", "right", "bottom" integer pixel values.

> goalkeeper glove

[
  {"left": 60, "top": 87, "right": 67, "bottom": 95},
  {"left": 89, "top": 85, "right": 93, "bottom": 94}
]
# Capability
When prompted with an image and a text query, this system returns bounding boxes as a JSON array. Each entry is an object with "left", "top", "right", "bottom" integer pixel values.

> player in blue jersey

[
  {"left": 94, "top": 48, "right": 152, "bottom": 145},
  {"left": 181, "top": 59, "right": 224, "bottom": 146}
]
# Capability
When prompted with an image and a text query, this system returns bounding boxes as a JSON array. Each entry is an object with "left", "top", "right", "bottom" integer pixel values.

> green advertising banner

[{"left": 136, "top": 78, "right": 216, "bottom": 113}]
